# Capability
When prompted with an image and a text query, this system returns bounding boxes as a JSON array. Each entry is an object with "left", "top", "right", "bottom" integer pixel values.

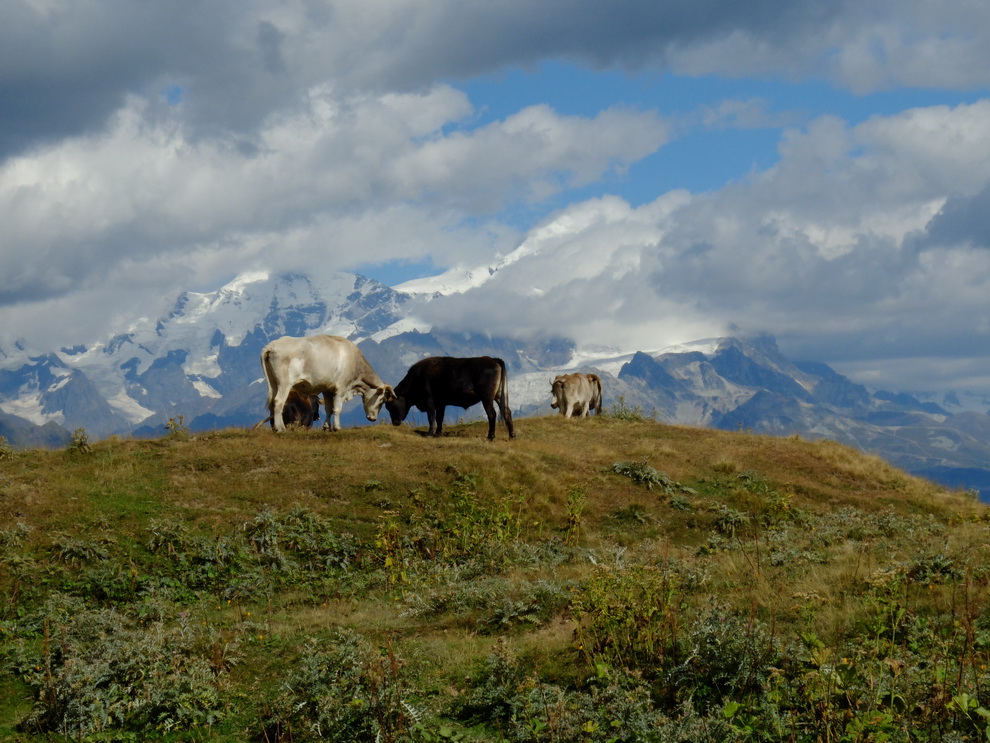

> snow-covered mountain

[
  {"left": 0, "top": 271, "right": 416, "bottom": 437},
  {"left": 2, "top": 270, "right": 989, "bottom": 500}
]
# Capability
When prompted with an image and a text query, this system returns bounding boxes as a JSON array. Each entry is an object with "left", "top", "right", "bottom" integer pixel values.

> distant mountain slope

[
  {"left": 0, "top": 409, "right": 71, "bottom": 449},
  {"left": 1, "top": 271, "right": 988, "bottom": 500}
]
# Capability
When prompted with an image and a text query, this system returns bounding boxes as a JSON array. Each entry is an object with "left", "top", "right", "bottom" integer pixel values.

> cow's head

[
  {"left": 362, "top": 384, "right": 395, "bottom": 422},
  {"left": 549, "top": 377, "right": 562, "bottom": 409},
  {"left": 384, "top": 389, "right": 408, "bottom": 425}
]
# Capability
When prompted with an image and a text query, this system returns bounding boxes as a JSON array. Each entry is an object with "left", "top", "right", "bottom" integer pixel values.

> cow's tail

[
  {"left": 589, "top": 373, "right": 603, "bottom": 414},
  {"left": 497, "top": 358, "right": 510, "bottom": 421},
  {"left": 261, "top": 346, "right": 278, "bottom": 412}
]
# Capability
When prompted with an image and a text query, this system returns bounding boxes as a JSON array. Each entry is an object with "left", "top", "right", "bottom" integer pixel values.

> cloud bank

[{"left": 2, "top": 0, "right": 990, "bottom": 394}]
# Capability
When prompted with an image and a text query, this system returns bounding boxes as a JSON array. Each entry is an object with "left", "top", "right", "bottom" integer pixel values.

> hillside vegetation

[{"left": 2, "top": 412, "right": 990, "bottom": 742}]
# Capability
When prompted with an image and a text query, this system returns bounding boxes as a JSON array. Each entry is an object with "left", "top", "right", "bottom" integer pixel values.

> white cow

[
  {"left": 260, "top": 335, "right": 393, "bottom": 432},
  {"left": 550, "top": 373, "right": 603, "bottom": 418}
]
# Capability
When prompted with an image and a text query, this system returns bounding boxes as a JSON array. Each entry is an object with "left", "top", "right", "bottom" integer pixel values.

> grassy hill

[{"left": 2, "top": 413, "right": 989, "bottom": 742}]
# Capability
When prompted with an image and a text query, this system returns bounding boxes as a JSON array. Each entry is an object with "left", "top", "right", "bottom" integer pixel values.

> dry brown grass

[{"left": 2, "top": 414, "right": 979, "bottom": 554}]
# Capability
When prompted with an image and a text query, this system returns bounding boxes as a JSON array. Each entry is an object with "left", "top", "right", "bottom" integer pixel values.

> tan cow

[
  {"left": 550, "top": 373, "right": 603, "bottom": 418},
  {"left": 260, "top": 335, "right": 393, "bottom": 432}
]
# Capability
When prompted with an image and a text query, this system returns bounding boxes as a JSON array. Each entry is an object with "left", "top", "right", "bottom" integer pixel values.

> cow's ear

[{"left": 383, "top": 385, "right": 396, "bottom": 402}]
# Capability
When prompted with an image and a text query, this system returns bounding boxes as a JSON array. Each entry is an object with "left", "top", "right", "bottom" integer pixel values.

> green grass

[{"left": 1, "top": 415, "right": 988, "bottom": 741}]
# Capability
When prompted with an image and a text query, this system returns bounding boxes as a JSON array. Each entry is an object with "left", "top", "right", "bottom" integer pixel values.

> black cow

[
  {"left": 385, "top": 356, "right": 516, "bottom": 440},
  {"left": 255, "top": 389, "right": 321, "bottom": 430}
]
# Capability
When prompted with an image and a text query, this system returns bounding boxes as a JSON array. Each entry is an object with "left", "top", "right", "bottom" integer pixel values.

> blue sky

[
  {"left": 2, "top": 0, "right": 990, "bottom": 396},
  {"left": 448, "top": 63, "right": 985, "bottom": 215}
]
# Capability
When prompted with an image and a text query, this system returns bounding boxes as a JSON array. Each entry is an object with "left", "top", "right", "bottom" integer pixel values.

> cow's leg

[
  {"left": 331, "top": 394, "right": 346, "bottom": 431},
  {"left": 432, "top": 405, "right": 445, "bottom": 436},
  {"left": 271, "top": 387, "right": 291, "bottom": 432},
  {"left": 482, "top": 399, "right": 497, "bottom": 440},
  {"left": 323, "top": 392, "right": 340, "bottom": 431}
]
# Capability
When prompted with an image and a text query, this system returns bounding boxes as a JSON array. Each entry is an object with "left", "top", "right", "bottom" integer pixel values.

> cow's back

[
  {"left": 559, "top": 372, "right": 591, "bottom": 398},
  {"left": 408, "top": 356, "right": 501, "bottom": 405},
  {"left": 263, "top": 335, "right": 360, "bottom": 393}
]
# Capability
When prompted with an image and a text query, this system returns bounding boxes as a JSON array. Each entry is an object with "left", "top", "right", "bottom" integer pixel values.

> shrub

[
  {"left": 455, "top": 643, "right": 738, "bottom": 742},
  {"left": 611, "top": 461, "right": 681, "bottom": 493},
  {"left": 276, "top": 506, "right": 360, "bottom": 571},
  {"left": 401, "top": 577, "right": 572, "bottom": 634},
  {"left": 0, "top": 522, "right": 31, "bottom": 550},
  {"left": 452, "top": 638, "right": 524, "bottom": 724},
  {"left": 14, "top": 607, "right": 230, "bottom": 737},
  {"left": 258, "top": 630, "right": 425, "bottom": 742},
  {"left": 713, "top": 504, "right": 751, "bottom": 538},
  {"left": 50, "top": 534, "right": 112, "bottom": 567},
  {"left": 146, "top": 519, "right": 193, "bottom": 556},
  {"left": 664, "top": 601, "right": 781, "bottom": 711}
]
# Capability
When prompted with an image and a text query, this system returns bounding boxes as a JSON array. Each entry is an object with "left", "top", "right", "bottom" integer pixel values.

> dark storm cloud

[
  {"left": 0, "top": 0, "right": 904, "bottom": 159},
  {"left": 0, "top": 2, "right": 227, "bottom": 155}
]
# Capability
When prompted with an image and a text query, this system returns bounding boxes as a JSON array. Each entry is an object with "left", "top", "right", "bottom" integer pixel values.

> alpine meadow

[
  {"left": 3, "top": 410, "right": 990, "bottom": 742},
  {"left": 6, "top": 2, "right": 990, "bottom": 740}
]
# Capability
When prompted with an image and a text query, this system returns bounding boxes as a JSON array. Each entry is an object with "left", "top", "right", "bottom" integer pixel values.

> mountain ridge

[{"left": 1, "top": 270, "right": 988, "bottom": 499}]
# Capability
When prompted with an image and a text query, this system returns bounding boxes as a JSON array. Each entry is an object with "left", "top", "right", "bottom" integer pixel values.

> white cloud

[
  {"left": 2, "top": 0, "right": 990, "bottom": 396},
  {"left": 409, "top": 100, "right": 990, "bottom": 392},
  {"left": 0, "top": 85, "right": 666, "bottom": 302}
]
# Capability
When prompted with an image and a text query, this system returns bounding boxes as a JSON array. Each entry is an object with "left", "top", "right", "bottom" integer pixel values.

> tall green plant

[{"left": 571, "top": 562, "right": 681, "bottom": 673}]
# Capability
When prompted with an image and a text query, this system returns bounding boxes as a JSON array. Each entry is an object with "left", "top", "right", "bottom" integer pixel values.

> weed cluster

[
  {"left": 0, "top": 435, "right": 15, "bottom": 460},
  {"left": 164, "top": 414, "right": 190, "bottom": 440},
  {"left": 606, "top": 395, "right": 654, "bottom": 421},
  {"left": 68, "top": 427, "right": 92, "bottom": 455}
]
